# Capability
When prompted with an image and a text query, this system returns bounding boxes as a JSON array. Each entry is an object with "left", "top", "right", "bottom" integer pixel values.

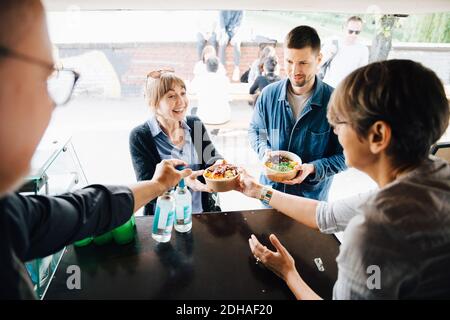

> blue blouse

[{"left": 147, "top": 116, "right": 203, "bottom": 213}]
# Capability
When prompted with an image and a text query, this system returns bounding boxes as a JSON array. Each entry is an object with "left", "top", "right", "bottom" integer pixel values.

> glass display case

[{"left": 19, "top": 135, "right": 88, "bottom": 299}]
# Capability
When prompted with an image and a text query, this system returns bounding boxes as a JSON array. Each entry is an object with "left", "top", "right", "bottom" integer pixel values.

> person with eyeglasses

[
  {"left": 129, "top": 69, "right": 224, "bottom": 215},
  {"left": 320, "top": 16, "right": 369, "bottom": 88},
  {"left": 0, "top": 0, "right": 192, "bottom": 299},
  {"left": 239, "top": 59, "right": 450, "bottom": 299}
]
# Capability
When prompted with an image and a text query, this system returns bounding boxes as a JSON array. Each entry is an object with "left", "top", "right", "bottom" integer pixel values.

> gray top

[{"left": 316, "top": 157, "right": 450, "bottom": 299}]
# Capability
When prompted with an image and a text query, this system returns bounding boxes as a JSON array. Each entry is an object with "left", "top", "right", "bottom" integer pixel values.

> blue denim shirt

[{"left": 248, "top": 76, "right": 346, "bottom": 200}]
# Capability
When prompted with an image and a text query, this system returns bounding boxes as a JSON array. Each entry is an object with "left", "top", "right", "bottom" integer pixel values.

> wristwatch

[{"left": 259, "top": 185, "right": 273, "bottom": 206}]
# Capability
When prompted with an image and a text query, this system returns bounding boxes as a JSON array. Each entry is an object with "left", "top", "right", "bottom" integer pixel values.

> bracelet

[{"left": 259, "top": 185, "right": 273, "bottom": 206}]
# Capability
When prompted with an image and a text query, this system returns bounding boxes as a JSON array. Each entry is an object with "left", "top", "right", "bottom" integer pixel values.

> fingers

[
  {"left": 163, "top": 159, "right": 188, "bottom": 168},
  {"left": 249, "top": 234, "right": 273, "bottom": 263},
  {"left": 180, "top": 168, "right": 193, "bottom": 178},
  {"left": 281, "top": 176, "right": 302, "bottom": 185},
  {"left": 269, "top": 234, "right": 289, "bottom": 257},
  {"left": 189, "top": 170, "right": 205, "bottom": 179}
]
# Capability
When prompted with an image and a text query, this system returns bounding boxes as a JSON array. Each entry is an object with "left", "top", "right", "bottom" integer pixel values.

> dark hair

[
  {"left": 206, "top": 56, "right": 219, "bottom": 73},
  {"left": 328, "top": 59, "right": 449, "bottom": 170},
  {"left": 347, "top": 16, "right": 363, "bottom": 25},
  {"left": 264, "top": 56, "right": 277, "bottom": 73},
  {"left": 284, "top": 25, "right": 321, "bottom": 54}
]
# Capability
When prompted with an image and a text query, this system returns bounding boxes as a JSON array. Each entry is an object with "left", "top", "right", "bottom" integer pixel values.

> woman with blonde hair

[{"left": 130, "top": 69, "right": 223, "bottom": 215}]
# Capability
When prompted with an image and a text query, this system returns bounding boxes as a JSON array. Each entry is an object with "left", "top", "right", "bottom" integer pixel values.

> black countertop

[{"left": 44, "top": 209, "right": 339, "bottom": 300}]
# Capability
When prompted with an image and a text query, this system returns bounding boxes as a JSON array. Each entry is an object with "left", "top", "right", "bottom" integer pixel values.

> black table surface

[{"left": 44, "top": 209, "right": 339, "bottom": 300}]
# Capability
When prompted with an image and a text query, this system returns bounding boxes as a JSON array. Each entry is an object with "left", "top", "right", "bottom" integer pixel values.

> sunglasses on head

[
  {"left": 348, "top": 30, "right": 361, "bottom": 35},
  {"left": 146, "top": 68, "right": 175, "bottom": 79}
]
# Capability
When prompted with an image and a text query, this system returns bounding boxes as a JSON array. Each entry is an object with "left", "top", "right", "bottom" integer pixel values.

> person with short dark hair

[
  {"left": 193, "top": 44, "right": 226, "bottom": 77},
  {"left": 249, "top": 56, "right": 281, "bottom": 106},
  {"left": 248, "top": 25, "right": 347, "bottom": 202},
  {"left": 206, "top": 55, "right": 219, "bottom": 73},
  {"left": 249, "top": 56, "right": 281, "bottom": 95},
  {"left": 239, "top": 59, "right": 450, "bottom": 299},
  {"left": 248, "top": 45, "right": 279, "bottom": 85}
]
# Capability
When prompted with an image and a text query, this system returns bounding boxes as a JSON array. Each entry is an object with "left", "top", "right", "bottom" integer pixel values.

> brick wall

[
  {"left": 56, "top": 42, "right": 449, "bottom": 98},
  {"left": 56, "top": 42, "right": 285, "bottom": 97}
]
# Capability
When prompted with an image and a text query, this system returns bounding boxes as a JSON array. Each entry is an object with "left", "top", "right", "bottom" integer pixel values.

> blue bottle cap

[{"left": 176, "top": 165, "right": 186, "bottom": 188}]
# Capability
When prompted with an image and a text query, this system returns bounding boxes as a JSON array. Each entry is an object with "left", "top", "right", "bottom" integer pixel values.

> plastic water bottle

[
  {"left": 152, "top": 191, "right": 175, "bottom": 242},
  {"left": 173, "top": 178, "right": 192, "bottom": 233}
]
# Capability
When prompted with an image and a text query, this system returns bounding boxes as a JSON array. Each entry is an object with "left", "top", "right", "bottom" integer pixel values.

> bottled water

[
  {"left": 152, "top": 191, "right": 175, "bottom": 242},
  {"left": 173, "top": 178, "right": 192, "bottom": 233}
]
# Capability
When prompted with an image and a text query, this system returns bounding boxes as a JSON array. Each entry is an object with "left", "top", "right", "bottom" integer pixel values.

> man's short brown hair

[
  {"left": 346, "top": 16, "right": 363, "bottom": 25},
  {"left": 284, "top": 26, "right": 321, "bottom": 54},
  {"left": 328, "top": 59, "right": 449, "bottom": 169}
]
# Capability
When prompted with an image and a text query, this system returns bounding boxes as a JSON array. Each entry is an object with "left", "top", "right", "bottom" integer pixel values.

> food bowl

[
  {"left": 263, "top": 150, "right": 302, "bottom": 183},
  {"left": 203, "top": 162, "right": 240, "bottom": 192}
]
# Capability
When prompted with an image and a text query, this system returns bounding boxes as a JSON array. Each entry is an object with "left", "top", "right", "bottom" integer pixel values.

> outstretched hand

[{"left": 248, "top": 234, "right": 297, "bottom": 281}]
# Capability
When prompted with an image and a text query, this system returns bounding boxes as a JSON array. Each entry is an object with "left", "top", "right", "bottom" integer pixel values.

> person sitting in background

[
  {"left": 191, "top": 56, "right": 231, "bottom": 125},
  {"left": 218, "top": 10, "right": 244, "bottom": 82},
  {"left": 195, "top": 11, "right": 219, "bottom": 61},
  {"left": 238, "top": 59, "right": 450, "bottom": 299},
  {"left": 129, "top": 70, "right": 223, "bottom": 215},
  {"left": 247, "top": 45, "right": 279, "bottom": 86},
  {"left": 193, "top": 44, "right": 226, "bottom": 78},
  {"left": 249, "top": 56, "right": 281, "bottom": 106}
]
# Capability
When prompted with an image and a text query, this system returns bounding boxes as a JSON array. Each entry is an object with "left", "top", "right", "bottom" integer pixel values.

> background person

[
  {"left": 320, "top": 16, "right": 369, "bottom": 88},
  {"left": 247, "top": 45, "right": 279, "bottom": 86},
  {"left": 249, "top": 55, "right": 281, "bottom": 106},
  {"left": 195, "top": 11, "right": 219, "bottom": 61},
  {"left": 191, "top": 56, "right": 231, "bottom": 125},
  {"left": 193, "top": 44, "right": 226, "bottom": 78},
  {"left": 218, "top": 10, "right": 244, "bottom": 82}
]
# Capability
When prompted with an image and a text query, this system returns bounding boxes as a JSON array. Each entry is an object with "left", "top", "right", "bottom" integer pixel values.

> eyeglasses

[
  {"left": 348, "top": 30, "right": 361, "bottom": 35},
  {"left": 146, "top": 68, "right": 175, "bottom": 79},
  {"left": 0, "top": 45, "right": 79, "bottom": 106}
]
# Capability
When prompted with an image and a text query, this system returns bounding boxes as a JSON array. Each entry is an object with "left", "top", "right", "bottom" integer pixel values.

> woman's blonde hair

[{"left": 145, "top": 72, "right": 186, "bottom": 111}]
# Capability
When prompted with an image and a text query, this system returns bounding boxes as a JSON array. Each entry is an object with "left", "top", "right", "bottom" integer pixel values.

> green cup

[
  {"left": 74, "top": 237, "right": 93, "bottom": 247},
  {"left": 112, "top": 218, "right": 135, "bottom": 245},
  {"left": 93, "top": 231, "right": 113, "bottom": 245}
]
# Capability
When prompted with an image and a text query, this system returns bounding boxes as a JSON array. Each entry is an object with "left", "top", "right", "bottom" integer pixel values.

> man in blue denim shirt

[{"left": 249, "top": 26, "right": 346, "bottom": 201}]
